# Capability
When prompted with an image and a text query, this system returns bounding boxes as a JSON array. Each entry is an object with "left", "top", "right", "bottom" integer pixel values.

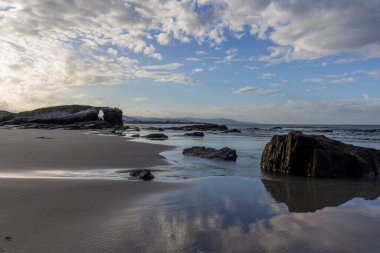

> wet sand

[
  {"left": 0, "top": 129, "right": 181, "bottom": 252},
  {"left": 0, "top": 129, "right": 172, "bottom": 171}
]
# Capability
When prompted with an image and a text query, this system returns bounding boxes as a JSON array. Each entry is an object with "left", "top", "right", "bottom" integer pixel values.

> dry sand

[{"left": 0, "top": 129, "right": 182, "bottom": 253}]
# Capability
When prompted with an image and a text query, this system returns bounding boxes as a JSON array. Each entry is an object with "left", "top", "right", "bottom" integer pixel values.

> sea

[{"left": 107, "top": 123, "right": 380, "bottom": 252}]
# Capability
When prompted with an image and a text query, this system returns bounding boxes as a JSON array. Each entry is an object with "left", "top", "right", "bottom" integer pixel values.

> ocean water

[
  {"left": 112, "top": 124, "right": 380, "bottom": 252},
  {"left": 126, "top": 123, "right": 380, "bottom": 181}
]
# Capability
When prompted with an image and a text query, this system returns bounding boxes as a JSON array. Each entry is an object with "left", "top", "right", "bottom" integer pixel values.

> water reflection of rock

[{"left": 262, "top": 177, "right": 380, "bottom": 213}]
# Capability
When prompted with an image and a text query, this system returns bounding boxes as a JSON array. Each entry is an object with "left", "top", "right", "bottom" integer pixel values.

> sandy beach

[{"left": 0, "top": 129, "right": 181, "bottom": 253}]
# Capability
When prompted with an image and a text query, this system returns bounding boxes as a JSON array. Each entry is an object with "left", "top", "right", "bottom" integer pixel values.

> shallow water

[
  {"left": 117, "top": 124, "right": 380, "bottom": 252},
  {"left": 92, "top": 177, "right": 380, "bottom": 253}
]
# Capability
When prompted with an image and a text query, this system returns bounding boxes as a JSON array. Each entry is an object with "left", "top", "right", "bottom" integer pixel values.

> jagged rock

[
  {"left": 261, "top": 131, "right": 380, "bottom": 178},
  {"left": 129, "top": 169, "right": 155, "bottom": 181},
  {"left": 168, "top": 124, "right": 228, "bottom": 131},
  {"left": 184, "top": 132, "right": 204, "bottom": 137},
  {"left": 183, "top": 146, "right": 237, "bottom": 161},
  {"left": 144, "top": 133, "right": 168, "bottom": 140}
]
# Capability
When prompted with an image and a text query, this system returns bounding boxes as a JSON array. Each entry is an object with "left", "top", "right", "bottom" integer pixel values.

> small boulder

[
  {"left": 184, "top": 132, "right": 204, "bottom": 137},
  {"left": 183, "top": 146, "right": 237, "bottom": 161},
  {"left": 144, "top": 133, "right": 168, "bottom": 140},
  {"left": 130, "top": 169, "right": 155, "bottom": 181},
  {"left": 131, "top": 134, "right": 140, "bottom": 138}
]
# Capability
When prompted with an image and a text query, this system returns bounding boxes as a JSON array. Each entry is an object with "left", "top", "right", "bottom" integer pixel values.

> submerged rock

[
  {"left": 183, "top": 146, "right": 237, "bottom": 161},
  {"left": 261, "top": 131, "right": 380, "bottom": 178},
  {"left": 223, "top": 129, "right": 241, "bottom": 133},
  {"left": 129, "top": 169, "right": 155, "bottom": 181},
  {"left": 184, "top": 132, "right": 204, "bottom": 137},
  {"left": 144, "top": 133, "right": 168, "bottom": 140}
]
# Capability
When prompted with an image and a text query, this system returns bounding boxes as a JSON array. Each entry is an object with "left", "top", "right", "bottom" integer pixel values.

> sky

[{"left": 1, "top": 0, "right": 380, "bottom": 124}]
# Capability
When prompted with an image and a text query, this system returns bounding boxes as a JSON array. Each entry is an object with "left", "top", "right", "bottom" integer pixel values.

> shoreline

[{"left": 0, "top": 128, "right": 183, "bottom": 252}]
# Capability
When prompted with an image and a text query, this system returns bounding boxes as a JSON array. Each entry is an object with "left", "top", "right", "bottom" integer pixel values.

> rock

[
  {"left": 223, "top": 129, "right": 241, "bottom": 133},
  {"left": 144, "top": 133, "right": 168, "bottom": 140},
  {"left": 131, "top": 134, "right": 140, "bottom": 138},
  {"left": 99, "top": 107, "right": 123, "bottom": 126},
  {"left": 129, "top": 169, "right": 155, "bottom": 180},
  {"left": 183, "top": 146, "right": 237, "bottom": 161},
  {"left": 184, "top": 132, "right": 204, "bottom": 137},
  {"left": 168, "top": 124, "right": 228, "bottom": 131},
  {"left": 0, "top": 111, "right": 15, "bottom": 122},
  {"left": 0, "top": 105, "right": 124, "bottom": 129},
  {"left": 261, "top": 131, "right": 380, "bottom": 178}
]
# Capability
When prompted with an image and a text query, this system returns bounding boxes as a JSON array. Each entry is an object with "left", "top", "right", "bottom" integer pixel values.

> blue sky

[{"left": 1, "top": 0, "right": 380, "bottom": 124}]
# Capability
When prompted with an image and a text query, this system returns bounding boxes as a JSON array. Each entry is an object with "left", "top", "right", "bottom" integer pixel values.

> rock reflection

[
  {"left": 114, "top": 177, "right": 380, "bottom": 253},
  {"left": 262, "top": 177, "right": 380, "bottom": 212}
]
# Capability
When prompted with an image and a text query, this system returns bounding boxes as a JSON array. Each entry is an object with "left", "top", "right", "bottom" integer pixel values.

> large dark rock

[
  {"left": 0, "top": 105, "right": 123, "bottom": 128},
  {"left": 129, "top": 169, "right": 155, "bottom": 181},
  {"left": 183, "top": 146, "right": 237, "bottom": 161},
  {"left": 144, "top": 133, "right": 168, "bottom": 140},
  {"left": 261, "top": 131, "right": 380, "bottom": 178}
]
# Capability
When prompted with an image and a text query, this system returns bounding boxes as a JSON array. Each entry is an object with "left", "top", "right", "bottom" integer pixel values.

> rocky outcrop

[
  {"left": 144, "top": 133, "right": 168, "bottom": 140},
  {"left": 129, "top": 169, "right": 155, "bottom": 181},
  {"left": 0, "top": 105, "right": 123, "bottom": 128},
  {"left": 99, "top": 107, "right": 123, "bottom": 126},
  {"left": 168, "top": 124, "right": 228, "bottom": 132},
  {"left": 184, "top": 132, "right": 204, "bottom": 137},
  {"left": 0, "top": 111, "right": 15, "bottom": 122},
  {"left": 261, "top": 131, "right": 380, "bottom": 178},
  {"left": 183, "top": 146, "right": 237, "bottom": 161}
]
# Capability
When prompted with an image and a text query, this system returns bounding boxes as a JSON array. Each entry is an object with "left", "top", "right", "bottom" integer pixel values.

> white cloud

[
  {"left": 262, "top": 73, "right": 276, "bottom": 80},
  {"left": 134, "top": 97, "right": 150, "bottom": 102},
  {"left": 357, "top": 70, "right": 380, "bottom": 79},
  {"left": 1, "top": 0, "right": 380, "bottom": 111},
  {"left": 142, "top": 63, "right": 183, "bottom": 70},
  {"left": 135, "top": 70, "right": 196, "bottom": 85},
  {"left": 107, "top": 48, "right": 118, "bottom": 57},
  {"left": 234, "top": 86, "right": 276, "bottom": 95},
  {"left": 332, "top": 77, "right": 356, "bottom": 84},
  {"left": 186, "top": 57, "right": 202, "bottom": 62},
  {"left": 191, "top": 68, "right": 204, "bottom": 74},
  {"left": 303, "top": 78, "right": 326, "bottom": 84},
  {"left": 196, "top": 50, "right": 208, "bottom": 55},
  {"left": 334, "top": 58, "right": 357, "bottom": 64},
  {"left": 363, "top": 93, "right": 369, "bottom": 101}
]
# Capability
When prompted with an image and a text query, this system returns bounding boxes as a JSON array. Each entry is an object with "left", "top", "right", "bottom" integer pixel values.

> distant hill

[{"left": 123, "top": 115, "right": 256, "bottom": 125}]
